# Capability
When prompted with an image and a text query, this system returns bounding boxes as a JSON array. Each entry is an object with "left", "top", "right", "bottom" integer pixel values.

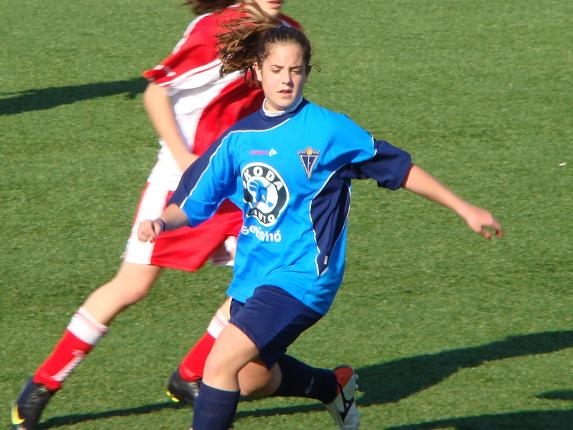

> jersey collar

[{"left": 262, "top": 96, "right": 304, "bottom": 117}]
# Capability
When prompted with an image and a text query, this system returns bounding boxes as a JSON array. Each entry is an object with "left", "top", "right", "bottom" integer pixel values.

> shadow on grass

[
  {"left": 39, "top": 329, "right": 573, "bottom": 428},
  {"left": 40, "top": 402, "right": 180, "bottom": 428},
  {"left": 357, "top": 329, "right": 573, "bottom": 406},
  {"left": 537, "top": 390, "right": 573, "bottom": 401},
  {"left": 0, "top": 78, "right": 146, "bottom": 116},
  {"left": 386, "top": 409, "right": 573, "bottom": 430}
]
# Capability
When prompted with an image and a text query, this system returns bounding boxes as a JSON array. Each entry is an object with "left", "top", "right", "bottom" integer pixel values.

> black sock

[{"left": 272, "top": 355, "right": 337, "bottom": 403}]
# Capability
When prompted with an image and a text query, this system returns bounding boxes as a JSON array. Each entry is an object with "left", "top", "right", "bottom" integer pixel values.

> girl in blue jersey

[{"left": 138, "top": 23, "right": 503, "bottom": 430}]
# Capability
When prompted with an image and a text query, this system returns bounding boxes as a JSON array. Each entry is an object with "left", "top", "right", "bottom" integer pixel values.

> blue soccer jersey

[{"left": 170, "top": 99, "right": 412, "bottom": 314}]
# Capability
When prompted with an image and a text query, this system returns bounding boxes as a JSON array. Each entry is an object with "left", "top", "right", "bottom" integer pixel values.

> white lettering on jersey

[{"left": 240, "top": 225, "right": 282, "bottom": 242}]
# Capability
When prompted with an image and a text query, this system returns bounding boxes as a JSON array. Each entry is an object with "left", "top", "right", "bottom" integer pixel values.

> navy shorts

[{"left": 229, "top": 285, "right": 322, "bottom": 369}]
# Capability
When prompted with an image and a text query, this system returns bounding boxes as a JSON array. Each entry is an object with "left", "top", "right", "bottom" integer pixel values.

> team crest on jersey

[
  {"left": 298, "top": 147, "right": 320, "bottom": 178},
  {"left": 242, "top": 163, "right": 289, "bottom": 227}
]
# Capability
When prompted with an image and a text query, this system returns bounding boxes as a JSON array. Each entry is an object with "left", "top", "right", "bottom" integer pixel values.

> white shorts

[{"left": 123, "top": 181, "right": 241, "bottom": 271}]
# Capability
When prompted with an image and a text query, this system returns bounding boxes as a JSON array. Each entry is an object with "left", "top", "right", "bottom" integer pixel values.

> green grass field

[{"left": 1, "top": 0, "right": 572, "bottom": 428}]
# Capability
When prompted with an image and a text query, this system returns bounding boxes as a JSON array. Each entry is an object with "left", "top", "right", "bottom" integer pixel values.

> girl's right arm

[{"left": 137, "top": 204, "right": 190, "bottom": 243}]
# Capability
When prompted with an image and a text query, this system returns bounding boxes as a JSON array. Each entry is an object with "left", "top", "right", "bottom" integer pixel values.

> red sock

[
  {"left": 33, "top": 307, "right": 108, "bottom": 391},
  {"left": 178, "top": 332, "right": 216, "bottom": 381},
  {"left": 34, "top": 330, "right": 93, "bottom": 391}
]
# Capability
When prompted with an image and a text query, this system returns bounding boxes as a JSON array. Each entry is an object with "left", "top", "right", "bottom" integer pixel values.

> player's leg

[
  {"left": 167, "top": 297, "right": 231, "bottom": 406},
  {"left": 192, "top": 322, "right": 258, "bottom": 430},
  {"left": 191, "top": 286, "right": 332, "bottom": 429},
  {"left": 11, "top": 262, "right": 162, "bottom": 429},
  {"left": 11, "top": 182, "right": 169, "bottom": 429},
  {"left": 231, "top": 286, "right": 358, "bottom": 429},
  {"left": 167, "top": 221, "right": 239, "bottom": 407},
  {"left": 234, "top": 354, "right": 359, "bottom": 429},
  {"left": 271, "top": 356, "right": 359, "bottom": 430},
  {"left": 37, "top": 261, "right": 162, "bottom": 389}
]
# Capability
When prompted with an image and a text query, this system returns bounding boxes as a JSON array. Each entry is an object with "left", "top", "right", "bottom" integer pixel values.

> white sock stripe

[
  {"left": 206, "top": 310, "right": 229, "bottom": 338},
  {"left": 68, "top": 308, "right": 109, "bottom": 345},
  {"left": 77, "top": 307, "right": 108, "bottom": 331}
]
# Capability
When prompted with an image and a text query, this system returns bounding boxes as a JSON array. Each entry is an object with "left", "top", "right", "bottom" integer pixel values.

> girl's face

[
  {"left": 254, "top": 42, "right": 307, "bottom": 113},
  {"left": 252, "top": 0, "right": 285, "bottom": 18}
]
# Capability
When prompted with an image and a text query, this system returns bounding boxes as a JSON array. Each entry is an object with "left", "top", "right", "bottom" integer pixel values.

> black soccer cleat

[
  {"left": 166, "top": 370, "right": 201, "bottom": 407},
  {"left": 11, "top": 378, "right": 55, "bottom": 430}
]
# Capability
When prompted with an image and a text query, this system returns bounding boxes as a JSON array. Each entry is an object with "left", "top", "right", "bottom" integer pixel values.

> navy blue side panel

[{"left": 310, "top": 171, "right": 351, "bottom": 274}]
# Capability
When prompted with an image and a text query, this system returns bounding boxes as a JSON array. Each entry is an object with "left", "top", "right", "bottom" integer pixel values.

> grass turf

[{"left": 1, "top": 0, "right": 572, "bottom": 428}]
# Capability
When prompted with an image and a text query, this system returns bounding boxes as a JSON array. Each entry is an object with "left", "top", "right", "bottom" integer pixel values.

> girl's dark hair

[
  {"left": 218, "top": 18, "right": 312, "bottom": 83},
  {"left": 184, "top": 0, "right": 236, "bottom": 16}
]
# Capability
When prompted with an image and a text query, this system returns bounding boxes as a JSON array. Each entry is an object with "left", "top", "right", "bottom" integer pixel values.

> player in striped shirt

[{"left": 11, "top": 2, "right": 299, "bottom": 429}]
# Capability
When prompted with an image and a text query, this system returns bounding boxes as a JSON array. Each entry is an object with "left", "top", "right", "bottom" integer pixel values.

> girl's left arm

[{"left": 403, "top": 164, "right": 503, "bottom": 239}]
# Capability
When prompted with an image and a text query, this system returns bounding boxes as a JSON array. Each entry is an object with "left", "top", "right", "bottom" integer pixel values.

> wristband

[{"left": 155, "top": 218, "right": 166, "bottom": 232}]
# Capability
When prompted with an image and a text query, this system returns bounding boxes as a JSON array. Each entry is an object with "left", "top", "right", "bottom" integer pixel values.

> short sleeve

[{"left": 342, "top": 140, "right": 412, "bottom": 189}]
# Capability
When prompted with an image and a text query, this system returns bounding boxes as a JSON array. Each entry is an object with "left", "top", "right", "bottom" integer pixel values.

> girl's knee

[{"left": 237, "top": 362, "right": 277, "bottom": 398}]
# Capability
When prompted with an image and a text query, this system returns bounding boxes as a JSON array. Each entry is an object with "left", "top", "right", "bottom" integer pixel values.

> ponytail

[
  {"left": 218, "top": 2, "right": 279, "bottom": 80},
  {"left": 218, "top": 6, "right": 312, "bottom": 83}
]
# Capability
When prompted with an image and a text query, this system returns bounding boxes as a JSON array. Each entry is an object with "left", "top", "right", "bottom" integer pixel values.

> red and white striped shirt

[{"left": 143, "top": 5, "right": 300, "bottom": 189}]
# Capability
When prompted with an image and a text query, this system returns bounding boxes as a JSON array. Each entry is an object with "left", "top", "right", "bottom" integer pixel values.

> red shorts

[{"left": 123, "top": 182, "right": 242, "bottom": 272}]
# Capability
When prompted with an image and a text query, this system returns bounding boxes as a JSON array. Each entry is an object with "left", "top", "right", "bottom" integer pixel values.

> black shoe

[
  {"left": 166, "top": 371, "right": 201, "bottom": 407},
  {"left": 11, "top": 378, "right": 55, "bottom": 430}
]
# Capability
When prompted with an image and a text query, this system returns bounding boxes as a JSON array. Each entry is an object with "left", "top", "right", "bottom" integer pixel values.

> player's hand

[
  {"left": 461, "top": 204, "right": 503, "bottom": 239},
  {"left": 137, "top": 219, "right": 165, "bottom": 243}
]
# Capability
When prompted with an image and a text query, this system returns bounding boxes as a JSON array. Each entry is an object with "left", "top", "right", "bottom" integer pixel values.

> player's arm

[
  {"left": 402, "top": 164, "right": 503, "bottom": 239},
  {"left": 138, "top": 135, "right": 237, "bottom": 244},
  {"left": 137, "top": 204, "right": 189, "bottom": 243},
  {"left": 143, "top": 82, "right": 198, "bottom": 171}
]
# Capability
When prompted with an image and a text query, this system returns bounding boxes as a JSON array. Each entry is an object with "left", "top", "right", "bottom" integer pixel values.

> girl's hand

[
  {"left": 137, "top": 219, "right": 165, "bottom": 243},
  {"left": 460, "top": 204, "right": 503, "bottom": 239}
]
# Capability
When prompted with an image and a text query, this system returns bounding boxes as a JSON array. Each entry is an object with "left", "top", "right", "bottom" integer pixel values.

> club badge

[{"left": 298, "top": 147, "right": 320, "bottom": 178}]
